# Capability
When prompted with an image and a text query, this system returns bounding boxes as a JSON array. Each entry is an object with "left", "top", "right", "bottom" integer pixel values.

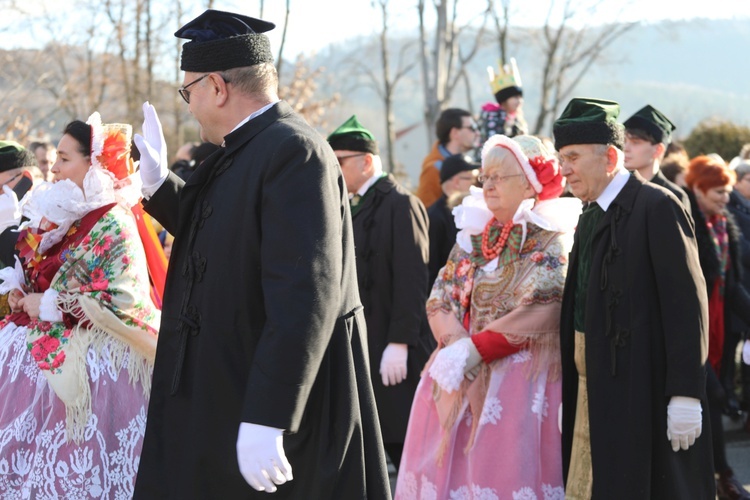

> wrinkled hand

[
  {"left": 667, "top": 396, "right": 702, "bottom": 452},
  {"left": 743, "top": 339, "right": 750, "bottom": 365},
  {"left": 236, "top": 423, "right": 293, "bottom": 493},
  {"left": 0, "top": 185, "right": 21, "bottom": 233},
  {"left": 380, "top": 343, "right": 408, "bottom": 386},
  {"left": 18, "top": 293, "right": 43, "bottom": 319},
  {"left": 133, "top": 101, "right": 168, "bottom": 189}
]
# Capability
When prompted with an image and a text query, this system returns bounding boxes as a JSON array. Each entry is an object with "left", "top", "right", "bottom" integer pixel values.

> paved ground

[{"left": 386, "top": 414, "right": 750, "bottom": 497}]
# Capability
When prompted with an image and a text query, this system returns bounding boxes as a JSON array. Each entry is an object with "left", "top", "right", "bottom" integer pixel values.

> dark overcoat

[
  {"left": 133, "top": 102, "right": 391, "bottom": 499},
  {"left": 351, "top": 174, "right": 432, "bottom": 444},
  {"left": 427, "top": 193, "right": 457, "bottom": 289},
  {"left": 725, "top": 190, "right": 750, "bottom": 333},
  {"left": 560, "top": 173, "right": 715, "bottom": 499},
  {"left": 650, "top": 169, "right": 691, "bottom": 215}
]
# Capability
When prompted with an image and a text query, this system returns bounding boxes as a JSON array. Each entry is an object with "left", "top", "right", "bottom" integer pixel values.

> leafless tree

[
  {"left": 417, "top": 0, "right": 491, "bottom": 145},
  {"left": 530, "top": 0, "right": 636, "bottom": 134}
]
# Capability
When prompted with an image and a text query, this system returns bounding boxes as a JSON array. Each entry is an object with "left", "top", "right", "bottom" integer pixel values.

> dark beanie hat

[
  {"left": 440, "top": 154, "right": 479, "bottom": 184},
  {"left": 0, "top": 141, "right": 36, "bottom": 173},
  {"left": 623, "top": 105, "right": 676, "bottom": 145},
  {"left": 553, "top": 97, "right": 624, "bottom": 151},
  {"left": 175, "top": 9, "right": 275, "bottom": 72},
  {"left": 327, "top": 115, "right": 379, "bottom": 155}
]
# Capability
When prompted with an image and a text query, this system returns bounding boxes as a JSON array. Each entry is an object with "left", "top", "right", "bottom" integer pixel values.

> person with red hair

[{"left": 685, "top": 155, "right": 750, "bottom": 499}]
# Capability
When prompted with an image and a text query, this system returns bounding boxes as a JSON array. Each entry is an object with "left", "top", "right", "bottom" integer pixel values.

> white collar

[
  {"left": 596, "top": 167, "right": 629, "bottom": 211},
  {"left": 224, "top": 100, "right": 280, "bottom": 143}
]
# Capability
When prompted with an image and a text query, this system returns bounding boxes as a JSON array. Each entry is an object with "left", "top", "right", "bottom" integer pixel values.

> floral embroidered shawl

[{"left": 1, "top": 205, "right": 159, "bottom": 442}]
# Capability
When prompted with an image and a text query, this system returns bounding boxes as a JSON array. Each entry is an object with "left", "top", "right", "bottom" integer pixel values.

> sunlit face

[
  {"left": 454, "top": 116, "right": 480, "bottom": 153},
  {"left": 51, "top": 134, "right": 90, "bottom": 189},
  {"left": 481, "top": 156, "right": 534, "bottom": 223},
  {"left": 696, "top": 184, "right": 731, "bottom": 217},
  {"left": 335, "top": 150, "right": 371, "bottom": 194},
  {"left": 33, "top": 146, "right": 56, "bottom": 180},
  {"left": 503, "top": 95, "right": 523, "bottom": 113},
  {"left": 623, "top": 133, "right": 661, "bottom": 175},
  {"left": 559, "top": 144, "right": 612, "bottom": 202}
]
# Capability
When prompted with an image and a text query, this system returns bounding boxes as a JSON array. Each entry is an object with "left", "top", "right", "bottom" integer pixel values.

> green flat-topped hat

[
  {"left": 623, "top": 105, "right": 676, "bottom": 145},
  {"left": 175, "top": 9, "right": 275, "bottom": 72},
  {"left": 0, "top": 141, "right": 36, "bottom": 173},
  {"left": 327, "top": 115, "right": 379, "bottom": 155},
  {"left": 553, "top": 97, "right": 624, "bottom": 151}
]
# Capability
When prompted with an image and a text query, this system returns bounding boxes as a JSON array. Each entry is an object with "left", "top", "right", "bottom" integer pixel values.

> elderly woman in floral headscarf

[
  {"left": 395, "top": 134, "right": 581, "bottom": 499},
  {"left": 0, "top": 113, "right": 161, "bottom": 497}
]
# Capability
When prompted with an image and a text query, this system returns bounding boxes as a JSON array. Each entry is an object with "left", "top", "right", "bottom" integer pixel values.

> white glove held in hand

[
  {"left": 236, "top": 422, "right": 293, "bottom": 493},
  {"left": 134, "top": 101, "right": 168, "bottom": 191},
  {"left": 666, "top": 396, "right": 702, "bottom": 452},
  {"left": 380, "top": 343, "right": 408, "bottom": 386},
  {"left": 743, "top": 339, "right": 750, "bottom": 365},
  {"left": 429, "top": 338, "right": 482, "bottom": 392},
  {"left": 0, "top": 185, "right": 21, "bottom": 233}
]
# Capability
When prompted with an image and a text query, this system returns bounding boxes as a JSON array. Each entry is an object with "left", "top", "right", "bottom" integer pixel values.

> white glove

[
  {"left": 743, "top": 339, "right": 750, "bottom": 365},
  {"left": 428, "top": 338, "right": 482, "bottom": 392},
  {"left": 236, "top": 422, "right": 293, "bottom": 493},
  {"left": 0, "top": 185, "right": 21, "bottom": 233},
  {"left": 666, "top": 396, "right": 702, "bottom": 452},
  {"left": 380, "top": 343, "right": 408, "bottom": 386},
  {"left": 134, "top": 101, "right": 168, "bottom": 191}
]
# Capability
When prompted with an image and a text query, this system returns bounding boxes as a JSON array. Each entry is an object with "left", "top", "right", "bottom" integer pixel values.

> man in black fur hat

[{"left": 133, "top": 9, "right": 391, "bottom": 499}]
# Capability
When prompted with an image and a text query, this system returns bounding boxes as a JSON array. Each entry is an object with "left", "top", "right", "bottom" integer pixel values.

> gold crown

[{"left": 488, "top": 57, "right": 523, "bottom": 95}]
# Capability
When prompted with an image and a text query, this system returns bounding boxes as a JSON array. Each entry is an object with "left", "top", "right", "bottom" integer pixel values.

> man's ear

[
  {"left": 605, "top": 145, "right": 619, "bottom": 173},
  {"left": 654, "top": 142, "right": 666, "bottom": 161},
  {"left": 211, "top": 74, "right": 230, "bottom": 107}
]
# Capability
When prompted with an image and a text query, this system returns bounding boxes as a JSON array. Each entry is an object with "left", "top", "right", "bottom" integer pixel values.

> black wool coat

[
  {"left": 427, "top": 193, "right": 457, "bottom": 290},
  {"left": 133, "top": 102, "right": 391, "bottom": 499},
  {"left": 650, "top": 169, "right": 691, "bottom": 216},
  {"left": 725, "top": 190, "right": 750, "bottom": 333},
  {"left": 351, "top": 174, "right": 432, "bottom": 444},
  {"left": 560, "top": 173, "right": 715, "bottom": 499}
]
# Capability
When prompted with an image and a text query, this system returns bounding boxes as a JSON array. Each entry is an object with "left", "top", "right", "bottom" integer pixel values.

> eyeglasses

[
  {"left": 478, "top": 173, "right": 524, "bottom": 185},
  {"left": 178, "top": 74, "right": 210, "bottom": 103},
  {"left": 336, "top": 153, "right": 366, "bottom": 164},
  {"left": 0, "top": 171, "right": 23, "bottom": 187},
  {"left": 461, "top": 124, "right": 479, "bottom": 133}
]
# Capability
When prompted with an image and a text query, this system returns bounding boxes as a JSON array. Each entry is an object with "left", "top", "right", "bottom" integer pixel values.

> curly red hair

[{"left": 685, "top": 155, "right": 735, "bottom": 192}]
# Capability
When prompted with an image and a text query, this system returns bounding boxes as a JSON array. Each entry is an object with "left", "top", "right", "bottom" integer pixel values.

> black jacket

[{"left": 134, "top": 102, "right": 391, "bottom": 499}]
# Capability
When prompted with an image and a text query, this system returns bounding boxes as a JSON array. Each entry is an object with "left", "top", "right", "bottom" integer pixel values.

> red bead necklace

[{"left": 481, "top": 219, "right": 514, "bottom": 261}]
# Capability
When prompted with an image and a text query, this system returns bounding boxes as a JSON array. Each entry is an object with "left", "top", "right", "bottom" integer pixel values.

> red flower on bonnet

[{"left": 480, "top": 134, "right": 565, "bottom": 201}]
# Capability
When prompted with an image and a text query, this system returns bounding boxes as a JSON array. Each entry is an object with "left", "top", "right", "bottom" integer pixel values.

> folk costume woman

[
  {"left": 395, "top": 134, "right": 581, "bottom": 499},
  {"left": 0, "top": 114, "right": 160, "bottom": 497}
]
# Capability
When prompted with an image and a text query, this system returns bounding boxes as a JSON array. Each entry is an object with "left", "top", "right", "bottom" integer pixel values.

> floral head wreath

[
  {"left": 86, "top": 112, "right": 134, "bottom": 181},
  {"left": 480, "top": 134, "right": 565, "bottom": 200}
]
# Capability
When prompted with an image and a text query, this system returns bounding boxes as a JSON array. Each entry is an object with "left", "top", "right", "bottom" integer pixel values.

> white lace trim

[
  {"left": 429, "top": 340, "right": 470, "bottom": 393},
  {"left": 453, "top": 186, "right": 582, "bottom": 271},
  {"left": 38, "top": 289, "right": 63, "bottom": 322},
  {"left": 0, "top": 256, "right": 26, "bottom": 295}
]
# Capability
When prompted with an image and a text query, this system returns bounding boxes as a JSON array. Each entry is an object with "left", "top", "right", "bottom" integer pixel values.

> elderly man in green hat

[
  {"left": 327, "top": 115, "right": 432, "bottom": 471},
  {"left": 555, "top": 98, "right": 714, "bottom": 499},
  {"left": 623, "top": 105, "right": 689, "bottom": 211}
]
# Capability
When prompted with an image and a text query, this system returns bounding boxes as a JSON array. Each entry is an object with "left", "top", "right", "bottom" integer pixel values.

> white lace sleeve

[
  {"left": 39, "top": 289, "right": 63, "bottom": 322},
  {"left": 428, "top": 340, "right": 470, "bottom": 393}
]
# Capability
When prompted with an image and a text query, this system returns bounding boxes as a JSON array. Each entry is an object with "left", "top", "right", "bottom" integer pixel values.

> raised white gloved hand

[
  {"left": 380, "top": 343, "right": 408, "bottom": 386},
  {"left": 133, "top": 101, "right": 168, "bottom": 190},
  {"left": 236, "top": 422, "right": 293, "bottom": 493},
  {"left": 743, "top": 339, "right": 750, "bottom": 365},
  {"left": 666, "top": 396, "right": 702, "bottom": 452},
  {"left": 428, "top": 338, "right": 483, "bottom": 392},
  {"left": 0, "top": 185, "right": 21, "bottom": 233}
]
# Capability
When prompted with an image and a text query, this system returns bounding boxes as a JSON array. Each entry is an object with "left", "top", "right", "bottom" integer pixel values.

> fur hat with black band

[
  {"left": 623, "top": 104, "right": 676, "bottom": 145},
  {"left": 553, "top": 97, "right": 624, "bottom": 151},
  {"left": 175, "top": 9, "right": 275, "bottom": 72},
  {"left": 0, "top": 141, "right": 36, "bottom": 173},
  {"left": 327, "top": 115, "right": 379, "bottom": 155}
]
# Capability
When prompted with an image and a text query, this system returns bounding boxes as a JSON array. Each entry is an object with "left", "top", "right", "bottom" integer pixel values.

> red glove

[{"left": 471, "top": 330, "right": 524, "bottom": 364}]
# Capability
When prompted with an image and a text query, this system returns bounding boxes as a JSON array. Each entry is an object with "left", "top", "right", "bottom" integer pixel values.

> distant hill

[{"left": 310, "top": 18, "right": 750, "bottom": 189}]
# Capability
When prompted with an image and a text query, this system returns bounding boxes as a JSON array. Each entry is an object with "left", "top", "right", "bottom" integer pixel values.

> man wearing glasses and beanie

[{"left": 132, "top": 9, "right": 390, "bottom": 499}]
